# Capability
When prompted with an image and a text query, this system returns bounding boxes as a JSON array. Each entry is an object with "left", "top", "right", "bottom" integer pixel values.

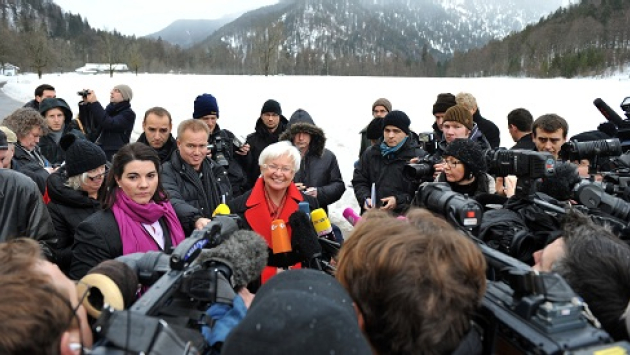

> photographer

[
  {"left": 81, "top": 85, "right": 136, "bottom": 160},
  {"left": 436, "top": 139, "right": 496, "bottom": 197}
]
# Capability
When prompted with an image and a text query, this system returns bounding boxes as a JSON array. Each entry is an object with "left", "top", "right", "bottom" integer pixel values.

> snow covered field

[{"left": 3, "top": 72, "right": 629, "bottom": 229}]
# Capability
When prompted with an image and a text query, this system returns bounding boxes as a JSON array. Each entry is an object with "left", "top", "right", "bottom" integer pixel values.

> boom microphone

[
  {"left": 594, "top": 98, "right": 626, "bottom": 127},
  {"left": 342, "top": 207, "right": 362, "bottom": 226},
  {"left": 78, "top": 260, "right": 140, "bottom": 318},
  {"left": 194, "top": 230, "right": 269, "bottom": 288}
]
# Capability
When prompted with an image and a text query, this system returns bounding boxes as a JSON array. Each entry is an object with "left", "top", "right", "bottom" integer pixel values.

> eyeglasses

[
  {"left": 443, "top": 159, "right": 463, "bottom": 168},
  {"left": 86, "top": 169, "right": 108, "bottom": 181},
  {"left": 263, "top": 164, "right": 293, "bottom": 174}
]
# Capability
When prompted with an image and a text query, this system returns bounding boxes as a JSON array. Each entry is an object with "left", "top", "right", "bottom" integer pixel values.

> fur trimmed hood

[{"left": 279, "top": 122, "right": 326, "bottom": 157}]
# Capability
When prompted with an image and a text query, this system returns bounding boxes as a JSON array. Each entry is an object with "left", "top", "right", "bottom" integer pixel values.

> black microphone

[
  {"left": 538, "top": 161, "right": 581, "bottom": 201},
  {"left": 594, "top": 98, "right": 626, "bottom": 127},
  {"left": 288, "top": 211, "right": 324, "bottom": 271},
  {"left": 194, "top": 229, "right": 269, "bottom": 289}
]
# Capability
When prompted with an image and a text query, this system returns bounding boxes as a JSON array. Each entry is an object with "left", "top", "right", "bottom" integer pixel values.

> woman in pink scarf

[{"left": 69, "top": 143, "right": 185, "bottom": 279}]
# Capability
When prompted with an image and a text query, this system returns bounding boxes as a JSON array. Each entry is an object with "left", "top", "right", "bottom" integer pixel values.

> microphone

[
  {"left": 298, "top": 201, "right": 311, "bottom": 216},
  {"left": 78, "top": 259, "right": 140, "bottom": 318},
  {"left": 538, "top": 161, "right": 581, "bottom": 201},
  {"left": 342, "top": 207, "right": 362, "bottom": 226},
  {"left": 311, "top": 208, "right": 336, "bottom": 241},
  {"left": 194, "top": 230, "right": 269, "bottom": 289},
  {"left": 594, "top": 98, "right": 626, "bottom": 127},
  {"left": 212, "top": 203, "right": 231, "bottom": 217},
  {"left": 271, "top": 219, "right": 292, "bottom": 254},
  {"left": 289, "top": 211, "right": 324, "bottom": 271}
]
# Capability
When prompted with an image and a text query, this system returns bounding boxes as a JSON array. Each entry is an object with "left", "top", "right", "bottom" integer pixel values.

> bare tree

[{"left": 24, "top": 23, "right": 52, "bottom": 79}]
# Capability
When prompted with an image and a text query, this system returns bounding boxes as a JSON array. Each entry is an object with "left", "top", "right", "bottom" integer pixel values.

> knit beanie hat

[
  {"left": 366, "top": 117, "right": 383, "bottom": 140},
  {"left": 443, "top": 105, "right": 473, "bottom": 130},
  {"left": 113, "top": 84, "right": 133, "bottom": 101},
  {"left": 193, "top": 93, "right": 219, "bottom": 118},
  {"left": 60, "top": 133, "right": 107, "bottom": 177},
  {"left": 0, "top": 126, "right": 16, "bottom": 144},
  {"left": 432, "top": 93, "right": 457, "bottom": 115},
  {"left": 288, "top": 109, "right": 315, "bottom": 127},
  {"left": 222, "top": 269, "right": 371, "bottom": 355},
  {"left": 261, "top": 99, "right": 282, "bottom": 116},
  {"left": 382, "top": 110, "right": 411, "bottom": 135},
  {"left": 372, "top": 98, "right": 392, "bottom": 113},
  {"left": 443, "top": 138, "right": 486, "bottom": 177},
  {"left": 39, "top": 97, "right": 73, "bottom": 122}
]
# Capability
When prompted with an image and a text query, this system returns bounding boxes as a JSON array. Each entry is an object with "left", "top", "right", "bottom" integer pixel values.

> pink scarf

[{"left": 112, "top": 189, "right": 186, "bottom": 255}]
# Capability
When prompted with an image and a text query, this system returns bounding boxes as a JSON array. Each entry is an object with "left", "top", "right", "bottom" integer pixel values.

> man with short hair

[
  {"left": 456, "top": 92, "right": 501, "bottom": 148},
  {"left": 244, "top": 99, "right": 289, "bottom": 189},
  {"left": 358, "top": 98, "right": 392, "bottom": 158},
  {"left": 136, "top": 107, "right": 177, "bottom": 163},
  {"left": 38, "top": 97, "right": 85, "bottom": 166},
  {"left": 161, "top": 119, "right": 232, "bottom": 236},
  {"left": 353, "top": 110, "right": 423, "bottom": 215},
  {"left": 23, "top": 84, "right": 56, "bottom": 111},
  {"left": 532, "top": 113, "right": 568, "bottom": 160},
  {"left": 507, "top": 108, "right": 536, "bottom": 150}
]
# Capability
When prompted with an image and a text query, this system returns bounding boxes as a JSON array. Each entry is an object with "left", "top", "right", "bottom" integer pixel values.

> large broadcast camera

[
  {"left": 594, "top": 97, "right": 630, "bottom": 151},
  {"left": 559, "top": 138, "right": 622, "bottom": 174},
  {"left": 88, "top": 215, "right": 250, "bottom": 354},
  {"left": 415, "top": 183, "right": 619, "bottom": 354},
  {"left": 485, "top": 149, "right": 555, "bottom": 198}
]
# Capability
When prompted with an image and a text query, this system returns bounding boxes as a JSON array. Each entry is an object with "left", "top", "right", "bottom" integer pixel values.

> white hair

[{"left": 258, "top": 141, "right": 300, "bottom": 172}]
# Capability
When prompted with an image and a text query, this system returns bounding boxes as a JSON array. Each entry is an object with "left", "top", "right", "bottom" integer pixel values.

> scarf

[
  {"left": 380, "top": 137, "right": 408, "bottom": 159},
  {"left": 112, "top": 189, "right": 185, "bottom": 255}
]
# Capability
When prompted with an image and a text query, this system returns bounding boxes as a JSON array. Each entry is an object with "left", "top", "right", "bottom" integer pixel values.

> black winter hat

[
  {"left": 366, "top": 117, "right": 383, "bottom": 140},
  {"left": 60, "top": 133, "right": 107, "bottom": 177},
  {"left": 432, "top": 93, "right": 457, "bottom": 115},
  {"left": 444, "top": 139, "right": 487, "bottom": 177},
  {"left": 382, "top": 110, "right": 411, "bottom": 135},
  {"left": 222, "top": 269, "right": 371, "bottom": 355},
  {"left": 260, "top": 99, "right": 282, "bottom": 116},
  {"left": 193, "top": 93, "right": 219, "bottom": 118},
  {"left": 39, "top": 97, "right": 72, "bottom": 122},
  {"left": 288, "top": 108, "right": 315, "bottom": 127}
]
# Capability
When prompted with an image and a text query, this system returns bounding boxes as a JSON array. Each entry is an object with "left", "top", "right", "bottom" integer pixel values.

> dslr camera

[
  {"left": 207, "top": 136, "right": 229, "bottom": 167},
  {"left": 403, "top": 155, "right": 443, "bottom": 182},
  {"left": 77, "top": 89, "right": 90, "bottom": 98}
]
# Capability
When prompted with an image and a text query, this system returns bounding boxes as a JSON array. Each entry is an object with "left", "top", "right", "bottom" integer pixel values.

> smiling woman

[{"left": 69, "top": 143, "right": 186, "bottom": 279}]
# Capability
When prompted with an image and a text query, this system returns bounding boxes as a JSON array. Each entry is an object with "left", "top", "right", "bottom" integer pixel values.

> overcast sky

[{"left": 54, "top": 0, "right": 279, "bottom": 37}]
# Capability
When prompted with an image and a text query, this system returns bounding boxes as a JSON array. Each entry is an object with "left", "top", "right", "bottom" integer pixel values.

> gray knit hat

[
  {"left": 113, "top": 84, "right": 133, "bottom": 101},
  {"left": 372, "top": 98, "right": 392, "bottom": 113}
]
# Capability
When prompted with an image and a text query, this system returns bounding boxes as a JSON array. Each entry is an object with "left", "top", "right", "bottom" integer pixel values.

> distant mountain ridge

[{"left": 144, "top": 17, "right": 236, "bottom": 48}]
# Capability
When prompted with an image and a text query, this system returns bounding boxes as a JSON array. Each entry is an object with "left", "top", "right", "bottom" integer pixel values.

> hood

[
  {"left": 39, "top": 98, "right": 73, "bottom": 126},
  {"left": 287, "top": 109, "right": 315, "bottom": 128},
  {"left": 46, "top": 167, "right": 99, "bottom": 208},
  {"left": 279, "top": 122, "right": 326, "bottom": 157}
]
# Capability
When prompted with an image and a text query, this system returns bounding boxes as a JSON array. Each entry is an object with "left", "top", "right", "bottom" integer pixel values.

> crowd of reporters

[{"left": 2, "top": 83, "right": 630, "bottom": 353}]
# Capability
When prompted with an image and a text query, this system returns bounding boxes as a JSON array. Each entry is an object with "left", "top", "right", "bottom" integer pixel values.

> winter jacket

[
  {"left": 162, "top": 150, "right": 232, "bottom": 236},
  {"left": 227, "top": 177, "right": 318, "bottom": 286},
  {"left": 511, "top": 134, "right": 536, "bottom": 150},
  {"left": 436, "top": 172, "right": 496, "bottom": 197},
  {"left": 12, "top": 143, "right": 50, "bottom": 194},
  {"left": 243, "top": 115, "right": 289, "bottom": 190},
  {"left": 87, "top": 100, "right": 136, "bottom": 160},
  {"left": 23, "top": 99, "right": 39, "bottom": 110},
  {"left": 0, "top": 169, "right": 55, "bottom": 242},
  {"left": 38, "top": 98, "right": 85, "bottom": 165},
  {"left": 360, "top": 123, "right": 421, "bottom": 158},
  {"left": 279, "top": 122, "right": 345, "bottom": 212},
  {"left": 136, "top": 132, "right": 177, "bottom": 164},
  {"left": 46, "top": 167, "right": 101, "bottom": 273},
  {"left": 69, "top": 209, "right": 173, "bottom": 279},
  {"left": 473, "top": 109, "right": 501, "bottom": 149},
  {"left": 352, "top": 138, "right": 424, "bottom": 215},
  {"left": 208, "top": 124, "right": 249, "bottom": 197}
]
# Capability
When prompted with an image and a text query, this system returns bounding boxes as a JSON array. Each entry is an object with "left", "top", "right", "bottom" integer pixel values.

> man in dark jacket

[
  {"left": 83, "top": 84, "right": 136, "bottom": 160},
  {"left": 507, "top": 108, "right": 536, "bottom": 150},
  {"left": 353, "top": 110, "right": 423, "bottom": 216},
  {"left": 244, "top": 99, "right": 289, "bottom": 190},
  {"left": 456, "top": 92, "right": 501, "bottom": 149},
  {"left": 193, "top": 94, "right": 249, "bottom": 196},
  {"left": 162, "top": 119, "right": 232, "bottom": 236},
  {"left": 23, "top": 84, "right": 55, "bottom": 111},
  {"left": 136, "top": 107, "right": 177, "bottom": 163},
  {"left": 280, "top": 109, "right": 345, "bottom": 213},
  {"left": 38, "top": 97, "right": 85, "bottom": 165}
]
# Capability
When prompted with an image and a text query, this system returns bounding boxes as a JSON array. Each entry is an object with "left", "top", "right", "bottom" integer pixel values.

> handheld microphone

[
  {"left": 194, "top": 230, "right": 269, "bottom": 289},
  {"left": 311, "top": 208, "right": 336, "bottom": 241},
  {"left": 342, "top": 207, "right": 362, "bottom": 226},
  {"left": 271, "top": 219, "right": 292, "bottom": 254},
  {"left": 78, "top": 260, "right": 140, "bottom": 318},
  {"left": 298, "top": 201, "right": 311, "bottom": 216},
  {"left": 594, "top": 98, "right": 626, "bottom": 127},
  {"left": 212, "top": 203, "right": 231, "bottom": 217}
]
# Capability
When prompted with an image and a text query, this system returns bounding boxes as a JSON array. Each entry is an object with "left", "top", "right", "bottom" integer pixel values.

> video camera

[
  {"left": 559, "top": 138, "right": 622, "bottom": 174},
  {"left": 415, "top": 184, "right": 617, "bottom": 353},
  {"left": 593, "top": 97, "right": 630, "bottom": 151},
  {"left": 90, "top": 215, "right": 244, "bottom": 354},
  {"left": 573, "top": 180, "right": 630, "bottom": 221},
  {"left": 207, "top": 135, "right": 229, "bottom": 167},
  {"left": 403, "top": 155, "right": 442, "bottom": 182},
  {"left": 485, "top": 149, "right": 555, "bottom": 179}
]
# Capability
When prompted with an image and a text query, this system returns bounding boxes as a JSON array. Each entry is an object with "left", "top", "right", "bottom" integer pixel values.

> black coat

[
  {"left": 208, "top": 124, "right": 249, "bottom": 197},
  {"left": 12, "top": 143, "right": 50, "bottom": 194},
  {"left": 39, "top": 126, "right": 85, "bottom": 166},
  {"left": 87, "top": 101, "right": 136, "bottom": 159},
  {"left": 473, "top": 109, "right": 501, "bottom": 149},
  {"left": 243, "top": 116, "right": 289, "bottom": 190},
  {"left": 136, "top": 132, "right": 178, "bottom": 163},
  {"left": 352, "top": 138, "right": 423, "bottom": 215},
  {"left": 510, "top": 134, "right": 536, "bottom": 150},
  {"left": 279, "top": 122, "right": 346, "bottom": 212},
  {"left": 161, "top": 150, "right": 232, "bottom": 236},
  {"left": 46, "top": 167, "right": 101, "bottom": 273},
  {"left": 69, "top": 209, "right": 172, "bottom": 279}
]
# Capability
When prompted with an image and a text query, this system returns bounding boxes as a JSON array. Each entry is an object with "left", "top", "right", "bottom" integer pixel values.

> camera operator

[
  {"left": 193, "top": 94, "right": 249, "bottom": 197},
  {"left": 0, "top": 238, "right": 93, "bottom": 354},
  {"left": 80, "top": 85, "right": 136, "bottom": 161},
  {"left": 435, "top": 139, "right": 496, "bottom": 197},
  {"left": 532, "top": 211, "right": 630, "bottom": 341},
  {"left": 336, "top": 209, "right": 486, "bottom": 354}
]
